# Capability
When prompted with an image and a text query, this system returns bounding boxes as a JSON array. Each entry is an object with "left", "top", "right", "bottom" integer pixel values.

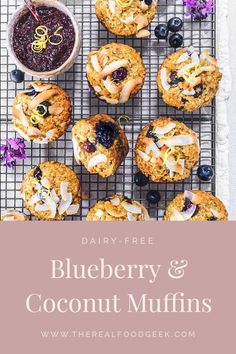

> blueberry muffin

[
  {"left": 21, "top": 161, "right": 80, "bottom": 220},
  {"left": 157, "top": 47, "right": 222, "bottom": 112},
  {"left": 135, "top": 117, "right": 200, "bottom": 182},
  {"left": 95, "top": 0, "right": 157, "bottom": 37},
  {"left": 86, "top": 195, "right": 150, "bottom": 221},
  {"left": 12, "top": 81, "right": 71, "bottom": 143},
  {"left": 86, "top": 43, "right": 146, "bottom": 104},
  {"left": 72, "top": 114, "right": 129, "bottom": 177},
  {"left": 1, "top": 209, "right": 28, "bottom": 221},
  {"left": 164, "top": 190, "right": 228, "bottom": 221}
]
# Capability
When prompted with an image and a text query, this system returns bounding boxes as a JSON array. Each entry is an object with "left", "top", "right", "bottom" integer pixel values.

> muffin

[
  {"left": 86, "top": 194, "right": 150, "bottom": 221},
  {"left": 12, "top": 81, "right": 71, "bottom": 143},
  {"left": 72, "top": 114, "right": 129, "bottom": 177},
  {"left": 21, "top": 161, "right": 80, "bottom": 220},
  {"left": 95, "top": 0, "right": 157, "bottom": 37},
  {"left": 164, "top": 190, "right": 228, "bottom": 221},
  {"left": 1, "top": 209, "right": 28, "bottom": 221},
  {"left": 157, "top": 47, "right": 222, "bottom": 112},
  {"left": 86, "top": 43, "right": 146, "bottom": 104},
  {"left": 135, "top": 117, "right": 200, "bottom": 182}
]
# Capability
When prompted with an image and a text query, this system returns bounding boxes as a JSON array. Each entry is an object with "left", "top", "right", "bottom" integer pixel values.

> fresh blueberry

[
  {"left": 83, "top": 140, "right": 96, "bottom": 153},
  {"left": 25, "top": 86, "right": 37, "bottom": 97},
  {"left": 10, "top": 69, "right": 24, "bottom": 83},
  {"left": 197, "top": 165, "right": 214, "bottom": 181},
  {"left": 96, "top": 121, "right": 118, "bottom": 149},
  {"left": 169, "top": 33, "right": 183, "bottom": 48},
  {"left": 167, "top": 17, "right": 183, "bottom": 32},
  {"left": 134, "top": 172, "right": 149, "bottom": 187},
  {"left": 37, "top": 101, "right": 51, "bottom": 117},
  {"left": 146, "top": 190, "right": 161, "bottom": 204},
  {"left": 112, "top": 67, "right": 128, "bottom": 81},
  {"left": 33, "top": 167, "right": 42, "bottom": 181},
  {"left": 144, "top": 0, "right": 152, "bottom": 5},
  {"left": 154, "top": 24, "right": 169, "bottom": 39}
]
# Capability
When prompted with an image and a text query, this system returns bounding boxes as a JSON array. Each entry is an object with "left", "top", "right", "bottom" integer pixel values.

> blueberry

[
  {"left": 96, "top": 121, "right": 118, "bottom": 149},
  {"left": 25, "top": 86, "right": 37, "bottom": 97},
  {"left": 37, "top": 101, "right": 51, "bottom": 117},
  {"left": 154, "top": 24, "right": 169, "bottom": 39},
  {"left": 83, "top": 140, "right": 96, "bottom": 153},
  {"left": 10, "top": 69, "right": 24, "bottom": 83},
  {"left": 208, "top": 216, "right": 218, "bottom": 221},
  {"left": 197, "top": 165, "right": 214, "bottom": 182},
  {"left": 169, "top": 33, "right": 183, "bottom": 48},
  {"left": 194, "top": 83, "right": 203, "bottom": 98},
  {"left": 167, "top": 17, "right": 183, "bottom": 32},
  {"left": 134, "top": 172, "right": 149, "bottom": 187},
  {"left": 144, "top": 0, "right": 152, "bottom": 5},
  {"left": 33, "top": 167, "right": 42, "bottom": 181},
  {"left": 169, "top": 71, "right": 185, "bottom": 86},
  {"left": 112, "top": 67, "right": 128, "bottom": 81},
  {"left": 146, "top": 191, "right": 161, "bottom": 204}
]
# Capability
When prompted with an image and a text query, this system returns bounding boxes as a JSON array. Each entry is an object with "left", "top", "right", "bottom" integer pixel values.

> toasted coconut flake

[
  {"left": 60, "top": 181, "right": 69, "bottom": 201},
  {"left": 120, "top": 14, "right": 134, "bottom": 25},
  {"left": 72, "top": 137, "right": 81, "bottom": 162},
  {"left": 1, "top": 210, "right": 26, "bottom": 221},
  {"left": 86, "top": 64, "right": 92, "bottom": 74},
  {"left": 91, "top": 54, "right": 102, "bottom": 73},
  {"left": 184, "top": 191, "right": 202, "bottom": 205},
  {"left": 182, "top": 88, "right": 196, "bottom": 96},
  {"left": 58, "top": 192, "right": 73, "bottom": 216},
  {"left": 14, "top": 127, "right": 30, "bottom": 141},
  {"left": 145, "top": 141, "right": 161, "bottom": 158},
  {"left": 29, "top": 193, "right": 41, "bottom": 206},
  {"left": 102, "top": 77, "right": 119, "bottom": 94},
  {"left": 170, "top": 208, "right": 185, "bottom": 221},
  {"left": 160, "top": 135, "right": 194, "bottom": 147},
  {"left": 177, "top": 52, "right": 189, "bottom": 64},
  {"left": 136, "top": 29, "right": 151, "bottom": 38},
  {"left": 191, "top": 51, "right": 200, "bottom": 64},
  {"left": 134, "top": 14, "right": 148, "bottom": 30},
  {"left": 66, "top": 204, "right": 80, "bottom": 215},
  {"left": 110, "top": 197, "right": 121, "bottom": 206},
  {"left": 88, "top": 154, "right": 107, "bottom": 170},
  {"left": 210, "top": 208, "right": 220, "bottom": 218},
  {"left": 44, "top": 195, "right": 57, "bottom": 218},
  {"left": 100, "top": 96, "right": 119, "bottom": 104},
  {"left": 51, "top": 189, "right": 60, "bottom": 204},
  {"left": 137, "top": 149, "right": 150, "bottom": 161},
  {"left": 140, "top": 1, "right": 149, "bottom": 11},
  {"left": 175, "top": 159, "right": 185, "bottom": 175},
  {"left": 48, "top": 103, "right": 64, "bottom": 115},
  {"left": 160, "top": 68, "right": 170, "bottom": 91},
  {"left": 121, "top": 202, "right": 142, "bottom": 215},
  {"left": 41, "top": 177, "right": 50, "bottom": 189},
  {"left": 35, "top": 203, "right": 49, "bottom": 212},
  {"left": 95, "top": 209, "right": 104, "bottom": 219},
  {"left": 108, "top": 0, "right": 116, "bottom": 14},
  {"left": 94, "top": 85, "right": 102, "bottom": 93},
  {"left": 127, "top": 212, "right": 136, "bottom": 221},
  {"left": 28, "top": 127, "right": 45, "bottom": 137},
  {"left": 29, "top": 89, "right": 58, "bottom": 109},
  {"left": 99, "top": 59, "right": 129, "bottom": 79},
  {"left": 119, "top": 78, "right": 143, "bottom": 103},
  {"left": 154, "top": 123, "right": 176, "bottom": 136},
  {"left": 178, "top": 63, "right": 196, "bottom": 76},
  {"left": 200, "top": 49, "right": 217, "bottom": 65},
  {"left": 32, "top": 82, "right": 53, "bottom": 92}
]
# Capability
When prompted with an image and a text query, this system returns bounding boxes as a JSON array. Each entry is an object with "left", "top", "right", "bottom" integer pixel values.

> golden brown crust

[
  {"left": 157, "top": 48, "right": 222, "bottom": 112},
  {"left": 86, "top": 194, "right": 150, "bottom": 221},
  {"left": 21, "top": 161, "right": 80, "bottom": 220},
  {"left": 164, "top": 190, "right": 228, "bottom": 221},
  {"left": 12, "top": 81, "right": 71, "bottom": 143},
  {"left": 95, "top": 0, "right": 157, "bottom": 37},
  {"left": 135, "top": 117, "right": 200, "bottom": 182},
  {"left": 72, "top": 114, "right": 129, "bottom": 178},
  {"left": 86, "top": 43, "right": 146, "bottom": 104},
  {"left": 0, "top": 210, "right": 28, "bottom": 221}
]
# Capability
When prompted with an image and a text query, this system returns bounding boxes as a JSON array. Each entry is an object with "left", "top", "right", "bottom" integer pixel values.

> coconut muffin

[
  {"left": 21, "top": 161, "right": 80, "bottom": 220},
  {"left": 135, "top": 117, "right": 200, "bottom": 182},
  {"left": 86, "top": 43, "right": 146, "bottom": 104},
  {"left": 1, "top": 209, "right": 28, "bottom": 221},
  {"left": 157, "top": 47, "right": 222, "bottom": 112},
  {"left": 164, "top": 190, "right": 228, "bottom": 221},
  {"left": 86, "top": 194, "right": 150, "bottom": 221},
  {"left": 95, "top": 0, "right": 157, "bottom": 37},
  {"left": 12, "top": 81, "right": 71, "bottom": 143},
  {"left": 72, "top": 114, "right": 129, "bottom": 178}
]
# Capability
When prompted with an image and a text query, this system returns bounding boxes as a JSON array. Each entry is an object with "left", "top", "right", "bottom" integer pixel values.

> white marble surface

[{"left": 227, "top": 0, "right": 236, "bottom": 219}]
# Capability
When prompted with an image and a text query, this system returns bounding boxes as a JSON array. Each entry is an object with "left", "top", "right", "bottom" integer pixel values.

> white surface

[{"left": 227, "top": 0, "right": 236, "bottom": 219}]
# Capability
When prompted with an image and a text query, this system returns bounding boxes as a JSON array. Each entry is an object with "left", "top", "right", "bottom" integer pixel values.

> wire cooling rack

[{"left": 0, "top": 0, "right": 216, "bottom": 220}]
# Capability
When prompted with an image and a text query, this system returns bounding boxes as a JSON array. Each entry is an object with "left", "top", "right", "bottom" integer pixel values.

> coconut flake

[
  {"left": 102, "top": 77, "right": 119, "bottom": 94},
  {"left": 161, "top": 135, "right": 194, "bottom": 147},
  {"left": 137, "top": 149, "right": 150, "bottom": 161},
  {"left": 210, "top": 208, "right": 220, "bottom": 218},
  {"left": 145, "top": 141, "right": 161, "bottom": 158},
  {"left": 127, "top": 212, "right": 136, "bottom": 221},
  {"left": 88, "top": 154, "right": 107, "bottom": 170},
  {"left": 184, "top": 191, "right": 201, "bottom": 205},
  {"left": 191, "top": 51, "right": 200, "bottom": 64},
  {"left": 95, "top": 209, "right": 104, "bottom": 219},
  {"left": 182, "top": 89, "right": 196, "bottom": 96},
  {"left": 160, "top": 68, "right": 170, "bottom": 91},
  {"left": 154, "top": 123, "right": 176, "bottom": 136},
  {"left": 29, "top": 193, "right": 41, "bottom": 206},
  {"left": 177, "top": 52, "right": 189, "bottom": 64},
  {"left": 100, "top": 96, "right": 119, "bottom": 104},
  {"left": 35, "top": 203, "right": 49, "bottom": 212},
  {"left": 60, "top": 181, "right": 69, "bottom": 201},
  {"left": 110, "top": 197, "right": 121, "bottom": 206},
  {"left": 121, "top": 202, "right": 142, "bottom": 215},
  {"left": 41, "top": 177, "right": 50, "bottom": 189},
  {"left": 170, "top": 208, "right": 185, "bottom": 221},
  {"left": 119, "top": 78, "right": 143, "bottom": 103},
  {"left": 120, "top": 14, "right": 134, "bottom": 25},
  {"left": 108, "top": 0, "right": 116, "bottom": 14},
  {"left": 66, "top": 204, "right": 80, "bottom": 215},
  {"left": 58, "top": 192, "right": 73, "bottom": 216},
  {"left": 51, "top": 189, "right": 60, "bottom": 204},
  {"left": 44, "top": 195, "right": 57, "bottom": 218},
  {"left": 136, "top": 29, "right": 151, "bottom": 38},
  {"left": 91, "top": 54, "right": 102, "bottom": 73}
]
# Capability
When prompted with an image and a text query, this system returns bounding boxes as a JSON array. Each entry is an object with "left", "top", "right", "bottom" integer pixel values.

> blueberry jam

[{"left": 13, "top": 6, "right": 75, "bottom": 72}]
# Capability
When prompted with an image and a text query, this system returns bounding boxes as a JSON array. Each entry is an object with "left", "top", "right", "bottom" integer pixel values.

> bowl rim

[{"left": 6, "top": 0, "right": 81, "bottom": 78}]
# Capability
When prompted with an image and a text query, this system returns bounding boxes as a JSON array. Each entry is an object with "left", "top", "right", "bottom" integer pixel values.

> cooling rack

[{"left": 0, "top": 0, "right": 216, "bottom": 220}]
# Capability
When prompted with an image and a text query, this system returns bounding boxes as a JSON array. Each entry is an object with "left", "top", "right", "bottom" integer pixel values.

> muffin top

[
  {"left": 164, "top": 190, "right": 228, "bottom": 221},
  {"left": 21, "top": 161, "right": 80, "bottom": 220},
  {"left": 95, "top": 0, "right": 157, "bottom": 37},
  {"left": 157, "top": 47, "right": 222, "bottom": 112},
  {"left": 72, "top": 114, "right": 129, "bottom": 178},
  {"left": 12, "top": 81, "right": 71, "bottom": 143},
  {"left": 1, "top": 209, "right": 28, "bottom": 221},
  {"left": 86, "top": 194, "right": 150, "bottom": 221},
  {"left": 135, "top": 117, "right": 200, "bottom": 182},
  {"left": 86, "top": 43, "right": 146, "bottom": 104}
]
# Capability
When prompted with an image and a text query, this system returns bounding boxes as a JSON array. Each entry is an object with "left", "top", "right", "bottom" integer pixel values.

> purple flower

[
  {"left": 183, "top": 0, "right": 214, "bottom": 20},
  {"left": 0, "top": 137, "right": 27, "bottom": 168}
]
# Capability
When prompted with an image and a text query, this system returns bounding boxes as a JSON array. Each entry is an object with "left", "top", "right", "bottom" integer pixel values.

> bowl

[{"left": 7, "top": 0, "right": 81, "bottom": 78}]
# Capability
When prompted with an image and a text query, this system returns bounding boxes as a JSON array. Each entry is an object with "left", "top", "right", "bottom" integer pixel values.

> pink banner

[{"left": 1, "top": 222, "right": 235, "bottom": 353}]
